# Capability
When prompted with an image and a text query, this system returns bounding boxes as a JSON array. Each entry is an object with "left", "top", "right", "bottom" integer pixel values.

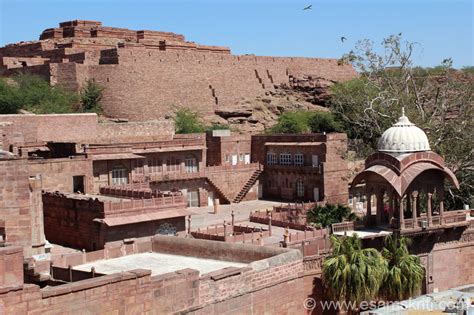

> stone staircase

[
  {"left": 232, "top": 169, "right": 263, "bottom": 203},
  {"left": 206, "top": 177, "right": 232, "bottom": 204}
]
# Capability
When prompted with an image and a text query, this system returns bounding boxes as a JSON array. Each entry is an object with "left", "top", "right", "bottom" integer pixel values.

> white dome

[{"left": 377, "top": 110, "right": 430, "bottom": 153}]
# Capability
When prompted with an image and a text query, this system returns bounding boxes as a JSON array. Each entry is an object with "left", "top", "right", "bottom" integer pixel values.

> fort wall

[
  {"left": 0, "top": 114, "right": 175, "bottom": 146},
  {"left": 0, "top": 236, "right": 307, "bottom": 314}
]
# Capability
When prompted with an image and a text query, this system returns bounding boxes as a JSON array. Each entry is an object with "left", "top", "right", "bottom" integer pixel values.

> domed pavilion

[{"left": 351, "top": 109, "right": 468, "bottom": 232}]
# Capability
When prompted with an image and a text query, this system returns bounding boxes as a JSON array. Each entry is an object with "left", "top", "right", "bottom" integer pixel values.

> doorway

[
  {"left": 208, "top": 191, "right": 214, "bottom": 207},
  {"left": 73, "top": 176, "right": 85, "bottom": 193},
  {"left": 187, "top": 190, "right": 199, "bottom": 207}
]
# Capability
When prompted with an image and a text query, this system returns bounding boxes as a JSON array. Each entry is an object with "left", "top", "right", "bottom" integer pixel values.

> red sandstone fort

[
  {"left": 0, "top": 20, "right": 472, "bottom": 315},
  {"left": 0, "top": 20, "right": 357, "bottom": 128}
]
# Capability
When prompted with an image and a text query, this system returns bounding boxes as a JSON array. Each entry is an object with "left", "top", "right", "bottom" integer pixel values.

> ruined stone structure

[{"left": 0, "top": 20, "right": 357, "bottom": 131}]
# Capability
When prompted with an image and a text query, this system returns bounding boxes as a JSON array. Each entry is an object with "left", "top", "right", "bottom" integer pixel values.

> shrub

[
  {"left": 0, "top": 78, "right": 22, "bottom": 114},
  {"left": 306, "top": 204, "right": 355, "bottom": 228},
  {"left": 0, "top": 74, "right": 79, "bottom": 114},
  {"left": 308, "top": 112, "right": 343, "bottom": 133},
  {"left": 80, "top": 79, "right": 104, "bottom": 113},
  {"left": 174, "top": 108, "right": 206, "bottom": 134}
]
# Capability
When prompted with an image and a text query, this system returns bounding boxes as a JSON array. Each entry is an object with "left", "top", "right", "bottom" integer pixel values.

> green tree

[
  {"left": 381, "top": 235, "right": 424, "bottom": 301},
  {"left": 0, "top": 78, "right": 22, "bottom": 114},
  {"left": 308, "top": 111, "right": 343, "bottom": 133},
  {"left": 306, "top": 204, "right": 356, "bottom": 228},
  {"left": 331, "top": 34, "right": 474, "bottom": 208},
  {"left": 323, "top": 235, "right": 387, "bottom": 312},
  {"left": 80, "top": 79, "right": 104, "bottom": 113},
  {"left": 267, "top": 111, "right": 310, "bottom": 134},
  {"left": 2, "top": 74, "right": 79, "bottom": 114},
  {"left": 174, "top": 108, "right": 206, "bottom": 134}
]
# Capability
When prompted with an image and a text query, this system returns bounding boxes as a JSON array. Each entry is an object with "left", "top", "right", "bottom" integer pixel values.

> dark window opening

[{"left": 73, "top": 176, "right": 85, "bottom": 193}]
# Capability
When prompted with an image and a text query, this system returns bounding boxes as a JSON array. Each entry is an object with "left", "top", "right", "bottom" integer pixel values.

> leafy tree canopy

[
  {"left": 332, "top": 34, "right": 473, "bottom": 208},
  {"left": 306, "top": 203, "right": 356, "bottom": 228},
  {"left": 0, "top": 74, "right": 84, "bottom": 114},
  {"left": 267, "top": 110, "right": 343, "bottom": 134},
  {"left": 173, "top": 108, "right": 231, "bottom": 134}
]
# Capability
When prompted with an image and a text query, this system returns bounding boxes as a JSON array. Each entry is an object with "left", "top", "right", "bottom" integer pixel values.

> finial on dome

[{"left": 401, "top": 107, "right": 405, "bottom": 117}]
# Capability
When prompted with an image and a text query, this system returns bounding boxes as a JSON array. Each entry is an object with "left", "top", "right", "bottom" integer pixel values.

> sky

[{"left": 0, "top": 0, "right": 472, "bottom": 68}]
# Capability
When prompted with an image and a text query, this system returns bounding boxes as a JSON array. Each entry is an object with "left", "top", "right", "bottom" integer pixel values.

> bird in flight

[
  {"left": 340, "top": 36, "right": 347, "bottom": 43},
  {"left": 303, "top": 4, "right": 312, "bottom": 10}
]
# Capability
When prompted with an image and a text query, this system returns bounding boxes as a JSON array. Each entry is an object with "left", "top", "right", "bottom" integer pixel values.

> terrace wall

[
  {"left": 0, "top": 236, "right": 308, "bottom": 314},
  {"left": 27, "top": 157, "right": 93, "bottom": 193},
  {"left": 42, "top": 192, "right": 187, "bottom": 250}
]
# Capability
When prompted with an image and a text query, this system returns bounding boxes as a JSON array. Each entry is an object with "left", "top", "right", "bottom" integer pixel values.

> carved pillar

[
  {"left": 399, "top": 195, "right": 405, "bottom": 229},
  {"left": 412, "top": 191, "right": 418, "bottom": 228},
  {"left": 427, "top": 193, "right": 433, "bottom": 225}
]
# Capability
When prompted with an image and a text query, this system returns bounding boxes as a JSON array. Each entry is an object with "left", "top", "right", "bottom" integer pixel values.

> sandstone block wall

[
  {"left": 27, "top": 157, "right": 93, "bottom": 193},
  {"left": 0, "top": 114, "right": 175, "bottom": 147},
  {"left": 0, "top": 157, "right": 45, "bottom": 257},
  {"left": 429, "top": 226, "right": 474, "bottom": 292},
  {"left": 0, "top": 246, "right": 24, "bottom": 287},
  {"left": 1, "top": 20, "right": 357, "bottom": 123},
  {"left": 0, "top": 236, "right": 307, "bottom": 314},
  {"left": 251, "top": 133, "right": 349, "bottom": 204},
  {"left": 87, "top": 50, "right": 356, "bottom": 120}
]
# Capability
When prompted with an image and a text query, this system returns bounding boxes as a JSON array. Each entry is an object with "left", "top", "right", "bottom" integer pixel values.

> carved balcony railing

[{"left": 396, "top": 210, "right": 471, "bottom": 231}]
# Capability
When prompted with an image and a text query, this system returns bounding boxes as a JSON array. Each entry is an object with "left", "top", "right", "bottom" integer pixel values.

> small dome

[{"left": 377, "top": 109, "right": 430, "bottom": 153}]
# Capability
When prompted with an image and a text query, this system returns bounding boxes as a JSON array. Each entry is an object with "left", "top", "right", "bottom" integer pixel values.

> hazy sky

[{"left": 1, "top": 0, "right": 472, "bottom": 68}]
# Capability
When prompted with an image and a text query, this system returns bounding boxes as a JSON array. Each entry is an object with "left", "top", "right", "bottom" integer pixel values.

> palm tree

[
  {"left": 381, "top": 235, "right": 424, "bottom": 301},
  {"left": 322, "top": 234, "right": 387, "bottom": 313}
]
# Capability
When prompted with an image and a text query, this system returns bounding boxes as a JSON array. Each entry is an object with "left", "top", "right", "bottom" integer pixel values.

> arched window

[{"left": 296, "top": 179, "right": 304, "bottom": 197}]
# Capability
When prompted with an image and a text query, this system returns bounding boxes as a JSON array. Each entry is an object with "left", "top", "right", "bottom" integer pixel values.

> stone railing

[
  {"left": 191, "top": 223, "right": 269, "bottom": 244},
  {"left": 331, "top": 221, "right": 365, "bottom": 233},
  {"left": 303, "top": 254, "right": 329, "bottom": 274},
  {"left": 146, "top": 163, "right": 262, "bottom": 183},
  {"left": 397, "top": 210, "right": 470, "bottom": 230},
  {"left": 103, "top": 195, "right": 186, "bottom": 216}
]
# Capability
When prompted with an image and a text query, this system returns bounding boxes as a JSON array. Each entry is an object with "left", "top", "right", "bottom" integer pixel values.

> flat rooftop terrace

[{"left": 73, "top": 252, "right": 247, "bottom": 276}]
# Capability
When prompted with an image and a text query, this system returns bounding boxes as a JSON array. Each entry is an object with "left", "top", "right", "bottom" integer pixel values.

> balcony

[{"left": 394, "top": 210, "right": 471, "bottom": 233}]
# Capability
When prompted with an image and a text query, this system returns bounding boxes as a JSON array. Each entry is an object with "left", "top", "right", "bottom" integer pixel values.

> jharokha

[{"left": 0, "top": 21, "right": 472, "bottom": 315}]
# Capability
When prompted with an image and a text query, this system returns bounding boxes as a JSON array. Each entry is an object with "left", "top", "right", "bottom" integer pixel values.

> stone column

[
  {"left": 439, "top": 199, "right": 444, "bottom": 225},
  {"left": 427, "top": 193, "right": 432, "bottom": 225},
  {"left": 376, "top": 191, "right": 384, "bottom": 226},
  {"left": 399, "top": 196, "right": 405, "bottom": 229},
  {"left": 366, "top": 192, "right": 372, "bottom": 226},
  {"left": 412, "top": 191, "right": 418, "bottom": 228}
]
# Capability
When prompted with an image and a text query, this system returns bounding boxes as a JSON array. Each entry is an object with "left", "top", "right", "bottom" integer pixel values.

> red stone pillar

[
  {"left": 412, "top": 191, "right": 418, "bottom": 228},
  {"left": 427, "top": 193, "right": 433, "bottom": 225},
  {"left": 366, "top": 192, "right": 372, "bottom": 226},
  {"left": 399, "top": 196, "right": 405, "bottom": 229},
  {"left": 376, "top": 191, "right": 384, "bottom": 226},
  {"left": 439, "top": 199, "right": 444, "bottom": 224}
]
